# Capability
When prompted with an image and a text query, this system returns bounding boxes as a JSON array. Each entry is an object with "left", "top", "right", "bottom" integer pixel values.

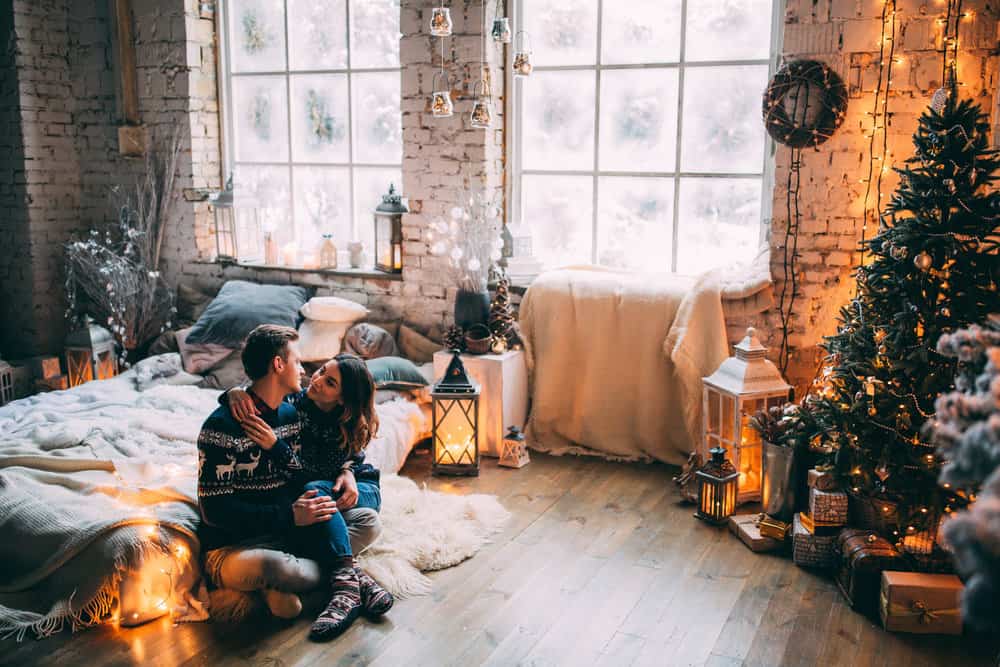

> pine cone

[{"left": 444, "top": 325, "right": 465, "bottom": 352}]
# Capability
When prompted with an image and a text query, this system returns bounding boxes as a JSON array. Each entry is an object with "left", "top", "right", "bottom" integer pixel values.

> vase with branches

[{"left": 64, "top": 130, "right": 182, "bottom": 363}]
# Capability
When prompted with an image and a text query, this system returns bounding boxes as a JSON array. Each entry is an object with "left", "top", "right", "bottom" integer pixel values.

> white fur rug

[{"left": 357, "top": 474, "right": 510, "bottom": 598}]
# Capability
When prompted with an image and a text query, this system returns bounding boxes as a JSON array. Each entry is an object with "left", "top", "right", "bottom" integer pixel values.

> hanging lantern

[
  {"left": 430, "top": 6, "right": 452, "bottom": 37},
  {"left": 491, "top": 17, "right": 511, "bottom": 43},
  {"left": 432, "top": 352, "right": 481, "bottom": 476},
  {"left": 210, "top": 174, "right": 237, "bottom": 262},
  {"left": 701, "top": 327, "right": 791, "bottom": 504},
  {"left": 374, "top": 183, "right": 407, "bottom": 273},
  {"left": 431, "top": 71, "right": 454, "bottom": 118},
  {"left": 470, "top": 79, "right": 493, "bottom": 129},
  {"left": 0, "top": 357, "right": 13, "bottom": 406},
  {"left": 695, "top": 447, "right": 739, "bottom": 524},
  {"left": 65, "top": 316, "right": 118, "bottom": 387},
  {"left": 512, "top": 31, "right": 533, "bottom": 77},
  {"left": 499, "top": 425, "right": 530, "bottom": 469}
]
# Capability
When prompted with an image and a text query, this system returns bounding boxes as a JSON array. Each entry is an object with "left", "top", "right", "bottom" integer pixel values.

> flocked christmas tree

[{"left": 813, "top": 86, "right": 1000, "bottom": 546}]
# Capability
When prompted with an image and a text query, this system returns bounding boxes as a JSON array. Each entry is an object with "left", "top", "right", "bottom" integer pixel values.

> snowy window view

[
  {"left": 220, "top": 0, "right": 402, "bottom": 265},
  {"left": 512, "top": 0, "right": 776, "bottom": 274}
]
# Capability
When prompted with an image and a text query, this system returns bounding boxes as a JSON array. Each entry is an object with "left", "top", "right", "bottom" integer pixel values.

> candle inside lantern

[
  {"left": 302, "top": 252, "right": 318, "bottom": 269},
  {"left": 282, "top": 242, "right": 298, "bottom": 267}
]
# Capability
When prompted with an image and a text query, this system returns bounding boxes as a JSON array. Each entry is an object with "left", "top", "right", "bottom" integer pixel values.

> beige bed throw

[{"left": 520, "top": 267, "right": 730, "bottom": 466}]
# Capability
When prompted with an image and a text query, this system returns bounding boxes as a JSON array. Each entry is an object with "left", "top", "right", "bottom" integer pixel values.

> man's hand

[
  {"left": 241, "top": 414, "right": 278, "bottom": 450},
  {"left": 333, "top": 469, "right": 358, "bottom": 510},
  {"left": 229, "top": 388, "right": 259, "bottom": 423},
  {"left": 292, "top": 489, "right": 338, "bottom": 526}
]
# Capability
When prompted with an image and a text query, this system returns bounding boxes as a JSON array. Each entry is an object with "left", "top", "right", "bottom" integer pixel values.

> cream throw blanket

[{"left": 520, "top": 267, "right": 730, "bottom": 466}]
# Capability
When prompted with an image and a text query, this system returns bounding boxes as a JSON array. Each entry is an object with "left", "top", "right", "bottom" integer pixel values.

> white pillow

[
  {"left": 300, "top": 296, "right": 368, "bottom": 323},
  {"left": 297, "top": 319, "right": 352, "bottom": 361}
]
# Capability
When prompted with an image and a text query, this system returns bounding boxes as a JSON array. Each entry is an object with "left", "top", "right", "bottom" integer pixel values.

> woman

[{"left": 227, "top": 353, "right": 393, "bottom": 641}]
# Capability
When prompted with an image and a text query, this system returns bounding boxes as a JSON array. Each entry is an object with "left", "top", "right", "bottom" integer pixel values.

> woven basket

[{"left": 464, "top": 323, "right": 492, "bottom": 355}]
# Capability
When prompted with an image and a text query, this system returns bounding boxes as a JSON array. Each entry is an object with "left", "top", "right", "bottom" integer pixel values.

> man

[{"left": 197, "top": 324, "right": 387, "bottom": 640}]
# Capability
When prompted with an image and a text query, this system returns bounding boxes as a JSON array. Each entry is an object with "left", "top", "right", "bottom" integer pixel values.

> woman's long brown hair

[{"left": 334, "top": 353, "right": 379, "bottom": 456}]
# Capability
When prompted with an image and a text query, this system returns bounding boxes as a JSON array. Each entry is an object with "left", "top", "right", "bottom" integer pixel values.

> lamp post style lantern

[
  {"left": 0, "top": 357, "right": 13, "bottom": 406},
  {"left": 695, "top": 447, "right": 739, "bottom": 524},
  {"left": 374, "top": 183, "right": 406, "bottom": 273},
  {"left": 432, "top": 351, "right": 480, "bottom": 476},
  {"left": 211, "top": 174, "right": 237, "bottom": 262},
  {"left": 499, "top": 425, "right": 530, "bottom": 468},
  {"left": 65, "top": 316, "right": 118, "bottom": 387},
  {"left": 702, "top": 327, "right": 791, "bottom": 504}
]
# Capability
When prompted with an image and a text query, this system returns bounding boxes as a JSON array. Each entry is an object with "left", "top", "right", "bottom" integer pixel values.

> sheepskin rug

[{"left": 357, "top": 474, "right": 511, "bottom": 597}]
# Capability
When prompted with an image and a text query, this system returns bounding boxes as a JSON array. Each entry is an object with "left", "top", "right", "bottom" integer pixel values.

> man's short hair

[{"left": 242, "top": 325, "right": 299, "bottom": 381}]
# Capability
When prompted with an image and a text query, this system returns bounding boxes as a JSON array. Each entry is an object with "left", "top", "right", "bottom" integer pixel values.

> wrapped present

[
  {"left": 798, "top": 511, "right": 841, "bottom": 537},
  {"left": 837, "top": 529, "right": 907, "bottom": 615},
  {"left": 880, "top": 571, "right": 962, "bottom": 635},
  {"left": 807, "top": 468, "right": 838, "bottom": 491},
  {"left": 728, "top": 514, "right": 783, "bottom": 553},
  {"left": 810, "top": 487, "right": 848, "bottom": 524},
  {"left": 758, "top": 514, "right": 790, "bottom": 540},
  {"left": 793, "top": 513, "right": 837, "bottom": 569}
]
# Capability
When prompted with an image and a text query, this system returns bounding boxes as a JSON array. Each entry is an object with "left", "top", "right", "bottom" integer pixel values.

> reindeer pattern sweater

[{"left": 197, "top": 400, "right": 303, "bottom": 549}]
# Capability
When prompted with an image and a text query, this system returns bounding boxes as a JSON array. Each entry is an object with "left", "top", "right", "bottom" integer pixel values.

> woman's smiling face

[{"left": 306, "top": 359, "right": 342, "bottom": 408}]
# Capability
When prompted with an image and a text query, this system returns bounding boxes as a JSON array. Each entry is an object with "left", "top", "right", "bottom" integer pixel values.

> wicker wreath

[{"left": 762, "top": 60, "right": 848, "bottom": 148}]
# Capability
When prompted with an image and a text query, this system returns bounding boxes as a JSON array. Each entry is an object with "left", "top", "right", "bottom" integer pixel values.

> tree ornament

[
  {"left": 944, "top": 178, "right": 956, "bottom": 194},
  {"left": 855, "top": 391, "right": 864, "bottom": 402},
  {"left": 878, "top": 344, "right": 887, "bottom": 356},
  {"left": 914, "top": 251, "right": 933, "bottom": 271},
  {"left": 941, "top": 307, "right": 951, "bottom": 318},
  {"left": 875, "top": 464, "right": 890, "bottom": 481},
  {"left": 930, "top": 87, "right": 949, "bottom": 113}
]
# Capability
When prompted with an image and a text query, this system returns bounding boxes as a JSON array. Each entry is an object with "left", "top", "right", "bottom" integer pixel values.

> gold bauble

[{"left": 913, "top": 251, "right": 933, "bottom": 271}]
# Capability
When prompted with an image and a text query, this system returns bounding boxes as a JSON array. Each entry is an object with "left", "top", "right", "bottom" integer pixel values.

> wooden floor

[{"left": 3, "top": 451, "right": 996, "bottom": 667}]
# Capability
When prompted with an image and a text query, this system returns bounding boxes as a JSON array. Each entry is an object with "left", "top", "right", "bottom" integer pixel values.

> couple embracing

[{"left": 196, "top": 324, "right": 393, "bottom": 641}]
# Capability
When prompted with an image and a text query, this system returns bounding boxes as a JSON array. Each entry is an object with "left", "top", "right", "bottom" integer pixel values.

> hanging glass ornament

[
  {"left": 470, "top": 79, "right": 493, "bottom": 128},
  {"left": 930, "top": 86, "right": 949, "bottom": 113},
  {"left": 913, "top": 250, "right": 933, "bottom": 271},
  {"left": 875, "top": 463, "right": 890, "bottom": 481},
  {"left": 430, "top": 6, "right": 453, "bottom": 37},
  {"left": 512, "top": 31, "right": 533, "bottom": 77},
  {"left": 431, "top": 71, "right": 454, "bottom": 118},
  {"left": 491, "top": 17, "right": 511, "bottom": 43},
  {"left": 944, "top": 178, "right": 956, "bottom": 194}
]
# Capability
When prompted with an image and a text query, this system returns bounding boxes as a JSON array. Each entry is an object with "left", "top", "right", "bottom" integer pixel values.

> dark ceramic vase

[{"left": 454, "top": 289, "right": 490, "bottom": 330}]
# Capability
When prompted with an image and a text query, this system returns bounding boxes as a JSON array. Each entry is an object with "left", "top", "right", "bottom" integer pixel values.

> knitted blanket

[{"left": 520, "top": 267, "right": 730, "bottom": 466}]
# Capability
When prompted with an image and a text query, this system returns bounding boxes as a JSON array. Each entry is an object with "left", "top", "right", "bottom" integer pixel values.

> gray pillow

[
  {"left": 196, "top": 349, "right": 249, "bottom": 390},
  {"left": 344, "top": 323, "right": 399, "bottom": 360},
  {"left": 366, "top": 356, "right": 429, "bottom": 390},
  {"left": 185, "top": 280, "right": 311, "bottom": 348}
]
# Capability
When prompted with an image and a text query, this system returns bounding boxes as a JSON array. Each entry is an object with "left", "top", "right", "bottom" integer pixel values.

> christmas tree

[
  {"left": 488, "top": 276, "right": 515, "bottom": 341},
  {"left": 813, "top": 87, "right": 1000, "bottom": 544}
]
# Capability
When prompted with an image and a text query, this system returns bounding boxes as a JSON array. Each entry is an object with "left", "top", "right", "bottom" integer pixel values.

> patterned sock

[
  {"left": 308, "top": 564, "right": 361, "bottom": 642},
  {"left": 356, "top": 567, "right": 394, "bottom": 617}
]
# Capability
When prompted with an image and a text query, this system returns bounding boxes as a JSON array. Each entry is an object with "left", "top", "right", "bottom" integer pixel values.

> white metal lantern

[
  {"left": 432, "top": 352, "right": 480, "bottom": 476},
  {"left": 65, "top": 316, "right": 118, "bottom": 387},
  {"left": 211, "top": 175, "right": 237, "bottom": 262},
  {"left": 0, "top": 357, "right": 13, "bottom": 406},
  {"left": 470, "top": 80, "right": 493, "bottom": 129},
  {"left": 701, "top": 327, "right": 791, "bottom": 504}
]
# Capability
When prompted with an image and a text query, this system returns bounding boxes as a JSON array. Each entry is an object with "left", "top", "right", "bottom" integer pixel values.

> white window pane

[
  {"left": 351, "top": 72, "right": 402, "bottom": 164},
  {"left": 293, "top": 167, "right": 351, "bottom": 253},
  {"left": 601, "top": 0, "right": 681, "bottom": 65},
  {"left": 597, "top": 177, "right": 673, "bottom": 271},
  {"left": 353, "top": 168, "right": 402, "bottom": 257},
  {"left": 232, "top": 76, "right": 289, "bottom": 163},
  {"left": 686, "top": 0, "right": 773, "bottom": 62},
  {"left": 522, "top": 71, "right": 595, "bottom": 171},
  {"left": 676, "top": 178, "right": 760, "bottom": 275},
  {"left": 228, "top": 0, "right": 286, "bottom": 73},
  {"left": 522, "top": 175, "right": 593, "bottom": 268},
  {"left": 288, "top": 0, "right": 347, "bottom": 70},
  {"left": 290, "top": 74, "right": 349, "bottom": 163},
  {"left": 599, "top": 68, "right": 677, "bottom": 173},
  {"left": 681, "top": 65, "right": 767, "bottom": 173},
  {"left": 524, "top": 0, "right": 598, "bottom": 67},
  {"left": 234, "top": 165, "right": 291, "bottom": 250},
  {"left": 350, "top": 0, "right": 401, "bottom": 68}
]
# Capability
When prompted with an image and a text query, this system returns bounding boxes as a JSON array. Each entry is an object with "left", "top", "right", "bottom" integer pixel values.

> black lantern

[
  {"left": 432, "top": 351, "right": 480, "bottom": 476},
  {"left": 695, "top": 447, "right": 739, "bottom": 524},
  {"left": 211, "top": 174, "right": 237, "bottom": 262},
  {"left": 374, "top": 183, "right": 406, "bottom": 273},
  {"left": 65, "top": 316, "right": 118, "bottom": 387}
]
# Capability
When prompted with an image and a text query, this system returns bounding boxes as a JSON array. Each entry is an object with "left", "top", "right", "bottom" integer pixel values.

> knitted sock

[
  {"left": 309, "top": 562, "right": 361, "bottom": 642},
  {"left": 356, "top": 567, "right": 394, "bottom": 617}
]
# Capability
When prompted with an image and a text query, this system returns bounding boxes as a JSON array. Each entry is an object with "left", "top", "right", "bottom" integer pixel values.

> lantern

[
  {"left": 374, "top": 183, "right": 406, "bottom": 273},
  {"left": 470, "top": 80, "right": 493, "bottom": 129},
  {"left": 65, "top": 316, "right": 118, "bottom": 387},
  {"left": 211, "top": 174, "right": 237, "bottom": 262},
  {"left": 499, "top": 425, "right": 530, "bottom": 469},
  {"left": 432, "top": 352, "right": 480, "bottom": 476},
  {"left": 695, "top": 447, "right": 739, "bottom": 524},
  {"left": 429, "top": 6, "right": 452, "bottom": 36},
  {"left": 513, "top": 31, "right": 533, "bottom": 77},
  {"left": 318, "top": 234, "right": 337, "bottom": 269},
  {"left": 491, "top": 17, "right": 511, "bottom": 43},
  {"left": 431, "top": 71, "right": 454, "bottom": 118},
  {"left": 0, "top": 357, "right": 13, "bottom": 406},
  {"left": 701, "top": 327, "right": 791, "bottom": 504}
]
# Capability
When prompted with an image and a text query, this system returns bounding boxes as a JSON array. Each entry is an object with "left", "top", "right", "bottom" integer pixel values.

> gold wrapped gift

[{"left": 758, "top": 514, "right": 790, "bottom": 540}]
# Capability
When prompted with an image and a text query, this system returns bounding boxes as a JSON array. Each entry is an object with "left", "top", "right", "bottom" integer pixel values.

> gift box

[
  {"left": 729, "top": 514, "right": 784, "bottom": 553},
  {"left": 810, "top": 487, "right": 848, "bottom": 524},
  {"left": 793, "top": 512, "right": 837, "bottom": 569},
  {"left": 798, "top": 511, "right": 841, "bottom": 537},
  {"left": 837, "top": 529, "right": 907, "bottom": 616},
  {"left": 758, "top": 514, "right": 790, "bottom": 541},
  {"left": 880, "top": 571, "right": 962, "bottom": 635},
  {"left": 807, "top": 468, "right": 838, "bottom": 491}
]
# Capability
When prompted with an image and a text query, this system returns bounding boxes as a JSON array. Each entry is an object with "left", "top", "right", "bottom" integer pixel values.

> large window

[
  {"left": 218, "top": 0, "right": 401, "bottom": 266},
  {"left": 509, "top": 0, "right": 780, "bottom": 275}
]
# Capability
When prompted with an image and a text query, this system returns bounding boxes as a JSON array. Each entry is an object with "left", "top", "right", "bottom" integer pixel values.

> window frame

[
  {"left": 505, "top": 0, "right": 785, "bottom": 274},
  {"left": 215, "top": 0, "right": 403, "bottom": 263}
]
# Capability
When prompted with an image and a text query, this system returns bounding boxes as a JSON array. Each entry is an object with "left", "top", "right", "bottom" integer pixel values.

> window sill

[{"left": 197, "top": 259, "right": 404, "bottom": 281}]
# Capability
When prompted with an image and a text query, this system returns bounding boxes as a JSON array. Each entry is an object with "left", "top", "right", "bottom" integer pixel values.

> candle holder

[
  {"left": 432, "top": 351, "right": 481, "bottom": 476},
  {"left": 430, "top": 6, "right": 452, "bottom": 37},
  {"left": 431, "top": 71, "right": 454, "bottom": 118},
  {"left": 491, "top": 17, "right": 511, "bottom": 43},
  {"left": 695, "top": 447, "right": 739, "bottom": 524},
  {"left": 512, "top": 31, "right": 532, "bottom": 77},
  {"left": 470, "top": 79, "right": 493, "bottom": 129}
]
